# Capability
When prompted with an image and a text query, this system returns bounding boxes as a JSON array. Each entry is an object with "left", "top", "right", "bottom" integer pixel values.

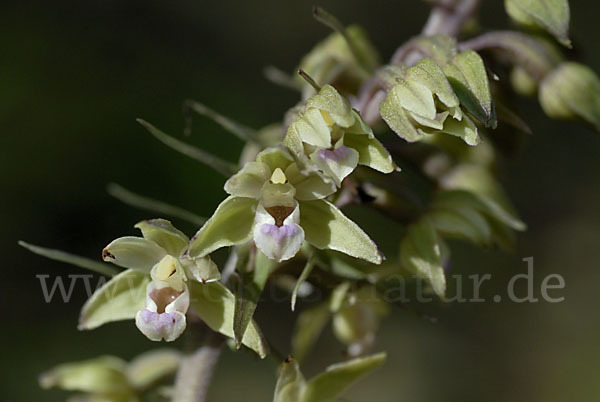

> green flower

[
  {"left": 285, "top": 84, "right": 395, "bottom": 186},
  {"left": 93, "top": 219, "right": 219, "bottom": 342},
  {"left": 188, "top": 147, "right": 383, "bottom": 264},
  {"left": 380, "top": 57, "right": 484, "bottom": 146}
]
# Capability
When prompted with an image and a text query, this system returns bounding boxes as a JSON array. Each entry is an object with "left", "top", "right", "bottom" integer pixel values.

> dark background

[{"left": 1, "top": 1, "right": 599, "bottom": 401}]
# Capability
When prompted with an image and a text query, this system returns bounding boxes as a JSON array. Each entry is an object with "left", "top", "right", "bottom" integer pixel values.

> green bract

[
  {"left": 188, "top": 147, "right": 382, "bottom": 264},
  {"left": 285, "top": 84, "right": 395, "bottom": 186},
  {"left": 380, "top": 56, "right": 487, "bottom": 146}
]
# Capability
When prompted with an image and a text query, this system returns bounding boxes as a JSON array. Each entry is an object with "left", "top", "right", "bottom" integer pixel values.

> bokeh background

[{"left": 2, "top": 1, "right": 599, "bottom": 401}]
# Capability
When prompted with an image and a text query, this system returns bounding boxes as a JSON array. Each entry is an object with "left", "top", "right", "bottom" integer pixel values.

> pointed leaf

[
  {"left": 137, "top": 119, "right": 237, "bottom": 177},
  {"left": 79, "top": 269, "right": 150, "bottom": 330},
  {"left": 19, "top": 241, "right": 119, "bottom": 277},
  {"left": 187, "top": 196, "right": 258, "bottom": 258},
  {"left": 302, "top": 353, "right": 386, "bottom": 402},
  {"left": 189, "top": 281, "right": 268, "bottom": 358},
  {"left": 107, "top": 183, "right": 206, "bottom": 226},
  {"left": 343, "top": 132, "right": 396, "bottom": 173},
  {"left": 300, "top": 199, "right": 382, "bottom": 264}
]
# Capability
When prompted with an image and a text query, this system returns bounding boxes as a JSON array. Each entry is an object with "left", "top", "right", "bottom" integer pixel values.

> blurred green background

[{"left": 2, "top": 0, "right": 599, "bottom": 401}]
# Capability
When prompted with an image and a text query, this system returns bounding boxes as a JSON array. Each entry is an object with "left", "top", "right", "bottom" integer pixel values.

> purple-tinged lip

[
  {"left": 139, "top": 309, "right": 177, "bottom": 329},
  {"left": 317, "top": 146, "right": 351, "bottom": 162},
  {"left": 260, "top": 224, "right": 299, "bottom": 244}
]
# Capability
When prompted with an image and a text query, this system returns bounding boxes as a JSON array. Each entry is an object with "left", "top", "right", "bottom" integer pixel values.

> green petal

[
  {"left": 256, "top": 147, "right": 295, "bottom": 172},
  {"left": 102, "top": 237, "right": 166, "bottom": 273},
  {"left": 379, "top": 88, "right": 423, "bottom": 142},
  {"left": 307, "top": 85, "right": 355, "bottom": 128},
  {"left": 342, "top": 133, "right": 395, "bottom": 173},
  {"left": 505, "top": 0, "right": 570, "bottom": 47},
  {"left": 292, "top": 108, "right": 333, "bottom": 148},
  {"left": 300, "top": 199, "right": 382, "bottom": 264},
  {"left": 407, "top": 58, "right": 461, "bottom": 115},
  {"left": 126, "top": 349, "right": 182, "bottom": 390},
  {"left": 188, "top": 281, "right": 268, "bottom": 358},
  {"left": 443, "top": 51, "right": 497, "bottom": 128},
  {"left": 79, "top": 269, "right": 150, "bottom": 330},
  {"left": 400, "top": 219, "right": 446, "bottom": 297},
  {"left": 187, "top": 196, "right": 258, "bottom": 258},
  {"left": 439, "top": 114, "right": 480, "bottom": 146},
  {"left": 302, "top": 353, "right": 386, "bottom": 402},
  {"left": 224, "top": 161, "right": 271, "bottom": 198},
  {"left": 39, "top": 356, "right": 130, "bottom": 395},
  {"left": 285, "top": 163, "right": 336, "bottom": 201},
  {"left": 134, "top": 219, "right": 189, "bottom": 257},
  {"left": 273, "top": 357, "right": 306, "bottom": 402},
  {"left": 391, "top": 80, "right": 437, "bottom": 120}
]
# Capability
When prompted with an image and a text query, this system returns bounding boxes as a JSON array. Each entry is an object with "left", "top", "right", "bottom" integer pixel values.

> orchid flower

[{"left": 188, "top": 147, "right": 383, "bottom": 264}]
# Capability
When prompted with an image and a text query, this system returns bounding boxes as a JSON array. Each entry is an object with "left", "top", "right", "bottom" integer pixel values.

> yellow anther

[
  {"left": 270, "top": 168, "right": 287, "bottom": 184},
  {"left": 320, "top": 110, "right": 335, "bottom": 126},
  {"left": 155, "top": 255, "right": 178, "bottom": 281}
]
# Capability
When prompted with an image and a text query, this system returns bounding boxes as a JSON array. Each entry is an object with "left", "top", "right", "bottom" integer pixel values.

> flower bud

[{"left": 539, "top": 62, "right": 600, "bottom": 131}]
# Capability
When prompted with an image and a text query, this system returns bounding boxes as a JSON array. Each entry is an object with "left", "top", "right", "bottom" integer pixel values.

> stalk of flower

[
  {"left": 99, "top": 219, "right": 220, "bottom": 342},
  {"left": 187, "top": 147, "right": 383, "bottom": 264},
  {"left": 284, "top": 83, "right": 396, "bottom": 187}
]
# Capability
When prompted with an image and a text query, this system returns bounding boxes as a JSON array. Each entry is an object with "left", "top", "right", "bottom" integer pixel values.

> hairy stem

[
  {"left": 421, "top": 0, "right": 480, "bottom": 37},
  {"left": 172, "top": 335, "right": 223, "bottom": 402}
]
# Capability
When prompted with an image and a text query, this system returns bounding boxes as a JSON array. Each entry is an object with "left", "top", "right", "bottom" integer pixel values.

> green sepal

[
  {"left": 299, "top": 199, "right": 382, "bottom": 264},
  {"left": 188, "top": 281, "right": 268, "bottom": 358},
  {"left": 443, "top": 51, "right": 497, "bottom": 128},
  {"left": 187, "top": 196, "right": 258, "bottom": 258},
  {"left": 79, "top": 269, "right": 150, "bottom": 330},
  {"left": 102, "top": 237, "right": 166, "bottom": 273},
  {"left": 134, "top": 219, "right": 189, "bottom": 257}
]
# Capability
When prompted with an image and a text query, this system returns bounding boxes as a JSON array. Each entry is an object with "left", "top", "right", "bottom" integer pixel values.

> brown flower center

[
  {"left": 265, "top": 206, "right": 295, "bottom": 227},
  {"left": 150, "top": 287, "right": 183, "bottom": 314}
]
